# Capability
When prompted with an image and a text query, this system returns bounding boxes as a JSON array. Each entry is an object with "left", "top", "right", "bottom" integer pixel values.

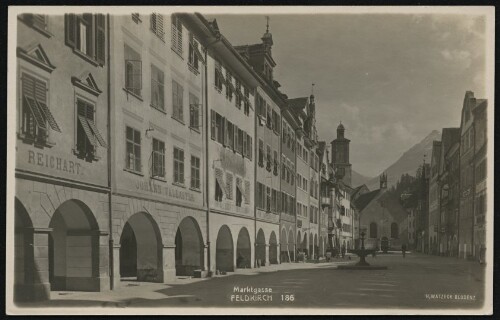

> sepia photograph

[{"left": 6, "top": 5, "right": 494, "bottom": 315}]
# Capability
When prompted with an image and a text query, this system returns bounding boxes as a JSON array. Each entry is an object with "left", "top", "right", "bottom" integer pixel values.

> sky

[{"left": 207, "top": 13, "right": 487, "bottom": 177}]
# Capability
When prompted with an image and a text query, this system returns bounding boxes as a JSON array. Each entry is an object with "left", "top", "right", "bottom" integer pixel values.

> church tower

[{"left": 331, "top": 122, "right": 352, "bottom": 186}]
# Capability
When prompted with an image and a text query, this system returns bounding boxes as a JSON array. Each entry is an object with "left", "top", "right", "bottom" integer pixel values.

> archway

[
  {"left": 288, "top": 229, "right": 295, "bottom": 262},
  {"left": 297, "top": 230, "right": 302, "bottom": 252},
  {"left": 269, "top": 231, "right": 278, "bottom": 264},
  {"left": 319, "top": 236, "right": 324, "bottom": 258},
  {"left": 236, "top": 227, "right": 251, "bottom": 268},
  {"left": 302, "top": 232, "right": 308, "bottom": 257},
  {"left": 175, "top": 217, "right": 204, "bottom": 276},
  {"left": 280, "top": 228, "right": 288, "bottom": 263},
  {"left": 216, "top": 225, "right": 234, "bottom": 272},
  {"left": 120, "top": 212, "right": 163, "bottom": 282},
  {"left": 255, "top": 228, "right": 266, "bottom": 267},
  {"left": 314, "top": 234, "right": 318, "bottom": 259},
  {"left": 14, "top": 198, "right": 33, "bottom": 300},
  {"left": 309, "top": 233, "right": 313, "bottom": 259},
  {"left": 49, "top": 200, "right": 100, "bottom": 291}
]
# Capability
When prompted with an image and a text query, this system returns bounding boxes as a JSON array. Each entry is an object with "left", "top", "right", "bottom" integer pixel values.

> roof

[
  {"left": 441, "top": 128, "right": 460, "bottom": 156},
  {"left": 287, "top": 97, "right": 309, "bottom": 112},
  {"left": 353, "top": 189, "right": 381, "bottom": 211},
  {"left": 351, "top": 184, "right": 369, "bottom": 199}
]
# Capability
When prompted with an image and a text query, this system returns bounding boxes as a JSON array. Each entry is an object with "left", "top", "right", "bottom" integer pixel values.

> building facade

[
  {"left": 15, "top": 13, "right": 111, "bottom": 301},
  {"left": 428, "top": 140, "right": 442, "bottom": 255}
]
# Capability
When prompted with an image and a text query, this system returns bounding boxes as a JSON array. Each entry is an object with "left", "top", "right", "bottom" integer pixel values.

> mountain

[
  {"left": 351, "top": 169, "right": 371, "bottom": 187},
  {"left": 365, "top": 130, "right": 442, "bottom": 190}
]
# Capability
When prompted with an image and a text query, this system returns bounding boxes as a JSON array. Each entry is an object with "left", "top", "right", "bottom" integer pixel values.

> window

[
  {"left": 235, "top": 79, "right": 242, "bottom": 109},
  {"left": 65, "top": 14, "right": 105, "bottom": 65},
  {"left": 126, "top": 126, "right": 141, "bottom": 172},
  {"left": 188, "top": 33, "right": 200, "bottom": 71},
  {"left": 22, "top": 14, "right": 49, "bottom": 35},
  {"left": 370, "top": 222, "right": 377, "bottom": 238},
  {"left": 189, "top": 93, "right": 200, "bottom": 130},
  {"left": 172, "top": 80, "right": 184, "bottom": 122},
  {"left": 20, "top": 73, "right": 61, "bottom": 145},
  {"left": 225, "top": 70, "right": 233, "bottom": 101},
  {"left": 190, "top": 156, "right": 201, "bottom": 190},
  {"left": 281, "top": 156, "right": 286, "bottom": 178},
  {"left": 152, "top": 138, "right": 165, "bottom": 178},
  {"left": 215, "top": 168, "right": 224, "bottom": 202},
  {"left": 226, "top": 121, "right": 234, "bottom": 149},
  {"left": 171, "top": 14, "right": 183, "bottom": 56},
  {"left": 124, "top": 44, "right": 142, "bottom": 97},
  {"left": 173, "top": 147, "right": 184, "bottom": 184},
  {"left": 76, "top": 99, "right": 97, "bottom": 159},
  {"left": 214, "top": 60, "right": 224, "bottom": 91},
  {"left": 238, "top": 129, "right": 244, "bottom": 154},
  {"left": 273, "top": 150, "right": 278, "bottom": 176},
  {"left": 236, "top": 178, "right": 243, "bottom": 207},
  {"left": 258, "top": 139, "right": 264, "bottom": 167},
  {"left": 244, "top": 180, "right": 251, "bottom": 205},
  {"left": 291, "top": 132, "right": 295, "bottom": 151},
  {"left": 131, "top": 13, "right": 141, "bottom": 23},
  {"left": 271, "top": 189, "right": 277, "bottom": 213},
  {"left": 226, "top": 173, "right": 233, "bottom": 200},
  {"left": 304, "top": 178, "right": 308, "bottom": 192},
  {"left": 211, "top": 110, "right": 225, "bottom": 144},
  {"left": 256, "top": 94, "right": 265, "bottom": 118},
  {"left": 266, "top": 186, "right": 271, "bottom": 212},
  {"left": 243, "top": 86, "right": 250, "bottom": 116},
  {"left": 150, "top": 13, "right": 164, "bottom": 41},
  {"left": 246, "top": 134, "right": 253, "bottom": 160},
  {"left": 266, "top": 145, "right": 272, "bottom": 172},
  {"left": 266, "top": 104, "right": 273, "bottom": 129},
  {"left": 151, "top": 64, "right": 164, "bottom": 110},
  {"left": 272, "top": 110, "right": 280, "bottom": 134}
]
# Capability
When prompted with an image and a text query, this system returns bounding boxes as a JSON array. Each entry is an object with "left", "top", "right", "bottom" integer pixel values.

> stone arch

[
  {"left": 119, "top": 211, "right": 163, "bottom": 282},
  {"left": 236, "top": 227, "right": 251, "bottom": 268},
  {"left": 255, "top": 228, "right": 266, "bottom": 267},
  {"left": 48, "top": 199, "right": 100, "bottom": 291},
  {"left": 288, "top": 228, "right": 295, "bottom": 262},
  {"left": 175, "top": 216, "right": 204, "bottom": 276},
  {"left": 14, "top": 198, "right": 34, "bottom": 300},
  {"left": 215, "top": 225, "right": 234, "bottom": 273},
  {"left": 269, "top": 231, "right": 278, "bottom": 264}
]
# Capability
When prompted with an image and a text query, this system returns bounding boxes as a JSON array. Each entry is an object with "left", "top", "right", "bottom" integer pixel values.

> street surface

[{"left": 17, "top": 252, "right": 485, "bottom": 310}]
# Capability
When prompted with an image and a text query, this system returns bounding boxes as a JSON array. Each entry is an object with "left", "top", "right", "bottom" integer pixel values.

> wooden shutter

[
  {"left": 95, "top": 14, "right": 105, "bottom": 65},
  {"left": 242, "top": 133, "right": 247, "bottom": 157},
  {"left": 222, "top": 118, "right": 227, "bottom": 146},
  {"left": 65, "top": 14, "right": 76, "bottom": 48},
  {"left": 247, "top": 134, "right": 252, "bottom": 160},
  {"left": 233, "top": 124, "right": 239, "bottom": 152},
  {"left": 210, "top": 110, "right": 216, "bottom": 140}
]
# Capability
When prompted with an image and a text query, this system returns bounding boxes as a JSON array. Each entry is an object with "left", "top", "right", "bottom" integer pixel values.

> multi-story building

[
  {"left": 472, "top": 99, "right": 487, "bottom": 261},
  {"left": 15, "top": 13, "right": 111, "bottom": 301},
  {"left": 459, "top": 91, "right": 482, "bottom": 259},
  {"left": 279, "top": 98, "right": 300, "bottom": 262},
  {"left": 289, "top": 95, "right": 314, "bottom": 259},
  {"left": 437, "top": 128, "right": 460, "bottom": 256},
  {"left": 107, "top": 13, "right": 214, "bottom": 285},
  {"left": 235, "top": 26, "right": 284, "bottom": 267},
  {"left": 318, "top": 142, "right": 331, "bottom": 258},
  {"left": 428, "top": 140, "right": 442, "bottom": 255}
]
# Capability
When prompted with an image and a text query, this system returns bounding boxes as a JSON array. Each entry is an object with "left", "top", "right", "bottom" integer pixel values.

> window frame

[
  {"left": 151, "top": 137, "right": 166, "bottom": 179},
  {"left": 190, "top": 155, "right": 201, "bottom": 190},
  {"left": 173, "top": 146, "right": 185, "bottom": 185},
  {"left": 125, "top": 126, "right": 142, "bottom": 173}
]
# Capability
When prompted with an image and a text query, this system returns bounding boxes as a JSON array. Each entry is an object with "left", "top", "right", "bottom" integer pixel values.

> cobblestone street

[{"left": 17, "top": 253, "right": 485, "bottom": 310}]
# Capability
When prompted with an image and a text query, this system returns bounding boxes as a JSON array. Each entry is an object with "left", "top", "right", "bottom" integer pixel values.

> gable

[
  {"left": 71, "top": 72, "right": 102, "bottom": 96},
  {"left": 17, "top": 44, "right": 56, "bottom": 73}
]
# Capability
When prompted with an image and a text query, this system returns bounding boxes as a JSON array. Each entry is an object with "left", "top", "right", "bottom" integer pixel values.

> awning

[
  {"left": 24, "top": 96, "right": 46, "bottom": 130},
  {"left": 236, "top": 177, "right": 247, "bottom": 202},
  {"left": 78, "top": 115, "right": 96, "bottom": 146},
  {"left": 87, "top": 119, "right": 107, "bottom": 148},
  {"left": 36, "top": 100, "right": 61, "bottom": 132},
  {"left": 215, "top": 168, "right": 226, "bottom": 196}
]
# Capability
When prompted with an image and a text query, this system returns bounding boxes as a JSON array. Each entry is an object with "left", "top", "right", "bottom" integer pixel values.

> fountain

[{"left": 337, "top": 231, "right": 388, "bottom": 270}]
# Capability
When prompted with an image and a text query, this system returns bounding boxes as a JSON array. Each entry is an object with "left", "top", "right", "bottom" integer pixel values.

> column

[
  {"left": 162, "top": 245, "right": 176, "bottom": 282},
  {"left": 265, "top": 244, "right": 270, "bottom": 266},
  {"left": 112, "top": 244, "right": 121, "bottom": 288},
  {"left": 18, "top": 227, "right": 52, "bottom": 302}
]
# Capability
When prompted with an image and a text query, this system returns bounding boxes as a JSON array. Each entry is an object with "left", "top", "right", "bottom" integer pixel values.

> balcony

[{"left": 321, "top": 196, "right": 332, "bottom": 207}]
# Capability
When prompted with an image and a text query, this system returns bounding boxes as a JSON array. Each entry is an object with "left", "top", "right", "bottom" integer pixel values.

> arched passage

[
  {"left": 216, "top": 225, "right": 234, "bottom": 272},
  {"left": 309, "top": 233, "right": 313, "bottom": 259},
  {"left": 175, "top": 217, "right": 204, "bottom": 276},
  {"left": 269, "top": 231, "right": 278, "bottom": 264},
  {"left": 255, "top": 229, "right": 266, "bottom": 267},
  {"left": 14, "top": 198, "right": 33, "bottom": 300},
  {"left": 49, "top": 199, "right": 100, "bottom": 291},
  {"left": 319, "top": 236, "right": 324, "bottom": 258},
  {"left": 120, "top": 212, "right": 163, "bottom": 282},
  {"left": 280, "top": 228, "right": 288, "bottom": 263},
  {"left": 236, "top": 227, "right": 251, "bottom": 268},
  {"left": 288, "top": 229, "right": 295, "bottom": 262},
  {"left": 314, "top": 234, "right": 318, "bottom": 259}
]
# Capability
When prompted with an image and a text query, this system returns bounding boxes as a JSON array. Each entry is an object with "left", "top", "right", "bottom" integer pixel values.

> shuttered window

[
  {"left": 126, "top": 126, "right": 141, "bottom": 172},
  {"left": 172, "top": 80, "right": 184, "bottom": 122},
  {"left": 173, "top": 147, "right": 185, "bottom": 184},
  {"left": 190, "top": 156, "right": 201, "bottom": 190},
  {"left": 150, "top": 13, "right": 165, "bottom": 41},
  {"left": 152, "top": 138, "right": 165, "bottom": 178},
  {"left": 151, "top": 64, "right": 164, "bottom": 110},
  {"left": 171, "top": 14, "right": 183, "bottom": 56},
  {"left": 124, "top": 44, "right": 142, "bottom": 96},
  {"left": 65, "top": 14, "right": 105, "bottom": 65}
]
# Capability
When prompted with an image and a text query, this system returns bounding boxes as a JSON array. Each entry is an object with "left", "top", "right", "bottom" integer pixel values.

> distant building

[
  {"left": 428, "top": 140, "right": 442, "bottom": 255},
  {"left": 354, "top": 175, "right": 409, "bottom": 251},
  {"left": 331, "top": 123, "right": 352, "bottom": 187}
]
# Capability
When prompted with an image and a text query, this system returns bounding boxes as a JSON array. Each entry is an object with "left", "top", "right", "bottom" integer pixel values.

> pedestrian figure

[{"left": 402, "top": 243, "right": 407, "bottom": 258}]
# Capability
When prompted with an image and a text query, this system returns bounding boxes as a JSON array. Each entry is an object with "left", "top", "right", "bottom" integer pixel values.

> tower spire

[
  {"left": 311, "top": 83, "right": 315, "bottom": 96},
  {"left": 266, "top": 16, "right": 270, "bottom": 33}
]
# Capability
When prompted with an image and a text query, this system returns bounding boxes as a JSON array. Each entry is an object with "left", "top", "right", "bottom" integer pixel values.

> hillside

[{"left": 365, "top": 130, "right": 441, "bottom": 190}]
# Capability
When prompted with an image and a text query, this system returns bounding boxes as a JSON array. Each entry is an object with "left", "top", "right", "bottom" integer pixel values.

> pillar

[
  {"left": 15, "top": 227, "right": 52, "bottom": 302},
  {"left": 112, "top": 244, "right": 121, "bottom": 288},
  {"left": 265, "top": 244, "right": 270, "bottom": 266},
  {"left": 96, "top": 230, "right": 110, "bottom": 291},
  {"left": 162, "top": 245, "right": 176, "bottom": 282}
]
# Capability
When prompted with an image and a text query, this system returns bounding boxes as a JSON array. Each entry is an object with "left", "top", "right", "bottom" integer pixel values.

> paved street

[{"left": 17, "top": 253, "right": 485, "bottom": 310}]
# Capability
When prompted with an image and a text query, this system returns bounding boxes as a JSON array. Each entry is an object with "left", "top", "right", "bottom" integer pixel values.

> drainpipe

[
  {"left": 203, "top": 45, "right": 211, "bottom": 275},
  {"left": 253, "top": 93, "right": 258, "bottom": 268},
  {"left": 106, "top": 14, "right": 114, "bottom": 290}
]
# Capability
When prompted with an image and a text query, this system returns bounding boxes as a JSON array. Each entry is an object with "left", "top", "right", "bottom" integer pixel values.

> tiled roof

[{"left": 287, "top": 97, "right": 308, "bottom": 111}]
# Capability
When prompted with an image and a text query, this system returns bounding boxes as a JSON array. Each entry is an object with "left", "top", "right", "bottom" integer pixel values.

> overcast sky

[{"left": 208, "top": 13, "right": 486, "bottom": 177}]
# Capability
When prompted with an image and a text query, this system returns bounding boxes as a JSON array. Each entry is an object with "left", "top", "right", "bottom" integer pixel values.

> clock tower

[{"left": 331, "top": 122, "right": 352, "bottom": 186}]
